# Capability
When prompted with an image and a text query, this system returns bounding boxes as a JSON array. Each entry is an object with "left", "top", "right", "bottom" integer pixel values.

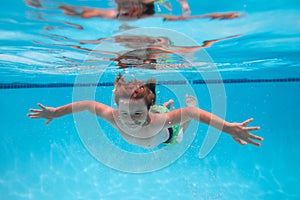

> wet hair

[
  {"left": 143, "top": 3, "right": 155, "bottom": 15},
  {"left": 114, "top": 73, "right": 156, "bottom": 109},
  {"left": 116, "top": 2, "right": 155, "bottom": 18}
]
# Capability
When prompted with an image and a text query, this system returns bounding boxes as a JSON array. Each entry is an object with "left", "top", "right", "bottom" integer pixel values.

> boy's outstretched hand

[
  {"left": 227, "top": 118, "right": 263, "bottom": 146},
  {"left": 27, "top": 103, "right": 56, "bottom": 125}
]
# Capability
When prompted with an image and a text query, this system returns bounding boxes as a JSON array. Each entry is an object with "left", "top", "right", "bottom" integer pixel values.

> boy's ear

[{"left": 144, "top": 78, "right": 156, "bottom": 95}]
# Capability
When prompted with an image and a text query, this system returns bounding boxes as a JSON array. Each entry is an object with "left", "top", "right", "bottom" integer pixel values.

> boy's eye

[
  {"left": 135, "top": 112, "right": 142, "bottom": 116},
  {"left": 121, "top": 112, "right": 129, "bottom": 117}
]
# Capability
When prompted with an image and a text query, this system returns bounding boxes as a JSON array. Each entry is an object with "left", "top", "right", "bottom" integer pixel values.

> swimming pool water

[
  {"left": 1, "top": 82, "right": 300, "bottom": 199},
  {"left": 1, "top": 0, "right": 300, "bottom": 199}
]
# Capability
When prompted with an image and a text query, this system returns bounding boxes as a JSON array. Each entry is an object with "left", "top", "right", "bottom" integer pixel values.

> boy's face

[{"left": 118, "top": 98, "right": 149, "bottom": 128}]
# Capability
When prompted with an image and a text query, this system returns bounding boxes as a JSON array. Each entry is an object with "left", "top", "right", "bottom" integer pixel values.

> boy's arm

[
  {"left": 27, "top": 101, "right": 115, "bottom": 125},
  {"left": 165, "top": 107, "right": 263, "bottom": 146}
]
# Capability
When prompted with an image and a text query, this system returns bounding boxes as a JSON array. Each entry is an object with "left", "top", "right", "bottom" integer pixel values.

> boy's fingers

[
  {"left": 27, "top": 115, "right": 41, "bottom": 119},
  {"left": 244, "top": 126, "right": 260, "bottom": 131},
  {"left": 242, "top": 118, "right": 253, "bottom": 126},
  {"left": 29, "top": 109, "right": 41, "bottom": 113},
  {"left": 46, "top": 119, "right": 52, "bottom": 125},
  {"left": 38, "top": 103, "right": 46, "bottom": 110},
  {"left": 248, "top": 134, "right": 264, "bottom": 141},
  {"left": 245, "top": 138, "right": 261, "bottom": 146},
  {"left": 232, "top": 137, "right": 246, "bottom": 145}
]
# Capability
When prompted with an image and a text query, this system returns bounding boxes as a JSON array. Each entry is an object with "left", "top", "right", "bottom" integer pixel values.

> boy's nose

[
  {"left": 130, "top": 115, "right": 138, "bottom": 121},
  {"left": 126, "top": 115, "right": 134, "bottom": 121}
]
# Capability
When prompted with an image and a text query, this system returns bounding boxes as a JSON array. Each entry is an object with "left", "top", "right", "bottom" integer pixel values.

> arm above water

[
  {"left": 27, "top": 101, "right": 115, "bottom": 125},
  {"left": 162, "top": 12, "right": 240, "bottom": 21},
  {"left": 59, "top": 4, "right": 117, "bottom": 19},
  {"left": 165, "top": 107, "right": 263, "bottom": 146}
]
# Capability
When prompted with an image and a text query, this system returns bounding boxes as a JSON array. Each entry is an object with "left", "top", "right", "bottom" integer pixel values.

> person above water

[
  {"left": 58, "top": 0, "right": 239, "bottom": 21},
  {"left": 27, "top": 73, "right": 263, "bottom": 149},
  {"left": 59, "top": 0, "right": 177, "bottom": 19}
]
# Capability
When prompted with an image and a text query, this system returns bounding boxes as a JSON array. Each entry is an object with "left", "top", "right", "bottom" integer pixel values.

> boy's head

[
  {"left": 116, "top": 0, "right": 155, "bottom": 18},
  {"left": 114, "top": 73, "right": 156, "bottom": 110}
]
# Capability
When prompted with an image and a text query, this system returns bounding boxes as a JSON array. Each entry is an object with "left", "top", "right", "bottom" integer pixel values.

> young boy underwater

[{"left": 27, "top": 73, "right": 263, "bottom": 149}]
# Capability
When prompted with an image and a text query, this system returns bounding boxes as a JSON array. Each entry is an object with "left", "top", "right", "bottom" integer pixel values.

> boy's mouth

[
  {"left": 126, "top": 121, "right": 142, "bottom": 128},
  {"left": 126, "top": 123, "right": 138, "bottom": 128}
]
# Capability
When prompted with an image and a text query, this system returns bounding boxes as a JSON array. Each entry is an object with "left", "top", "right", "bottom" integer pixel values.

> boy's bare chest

[{"left": 116, "top": 125, "right": 168, "bottom": 148}]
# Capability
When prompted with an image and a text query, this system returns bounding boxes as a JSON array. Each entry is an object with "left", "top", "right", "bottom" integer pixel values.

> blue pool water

[{"left": 1, "top": 0, "right": 300, "bottom": 199}]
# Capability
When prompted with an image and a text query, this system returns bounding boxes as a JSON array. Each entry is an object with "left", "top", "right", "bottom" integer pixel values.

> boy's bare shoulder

[{"left": 149, "top": 112, "right": 167, "bottom": 125}]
